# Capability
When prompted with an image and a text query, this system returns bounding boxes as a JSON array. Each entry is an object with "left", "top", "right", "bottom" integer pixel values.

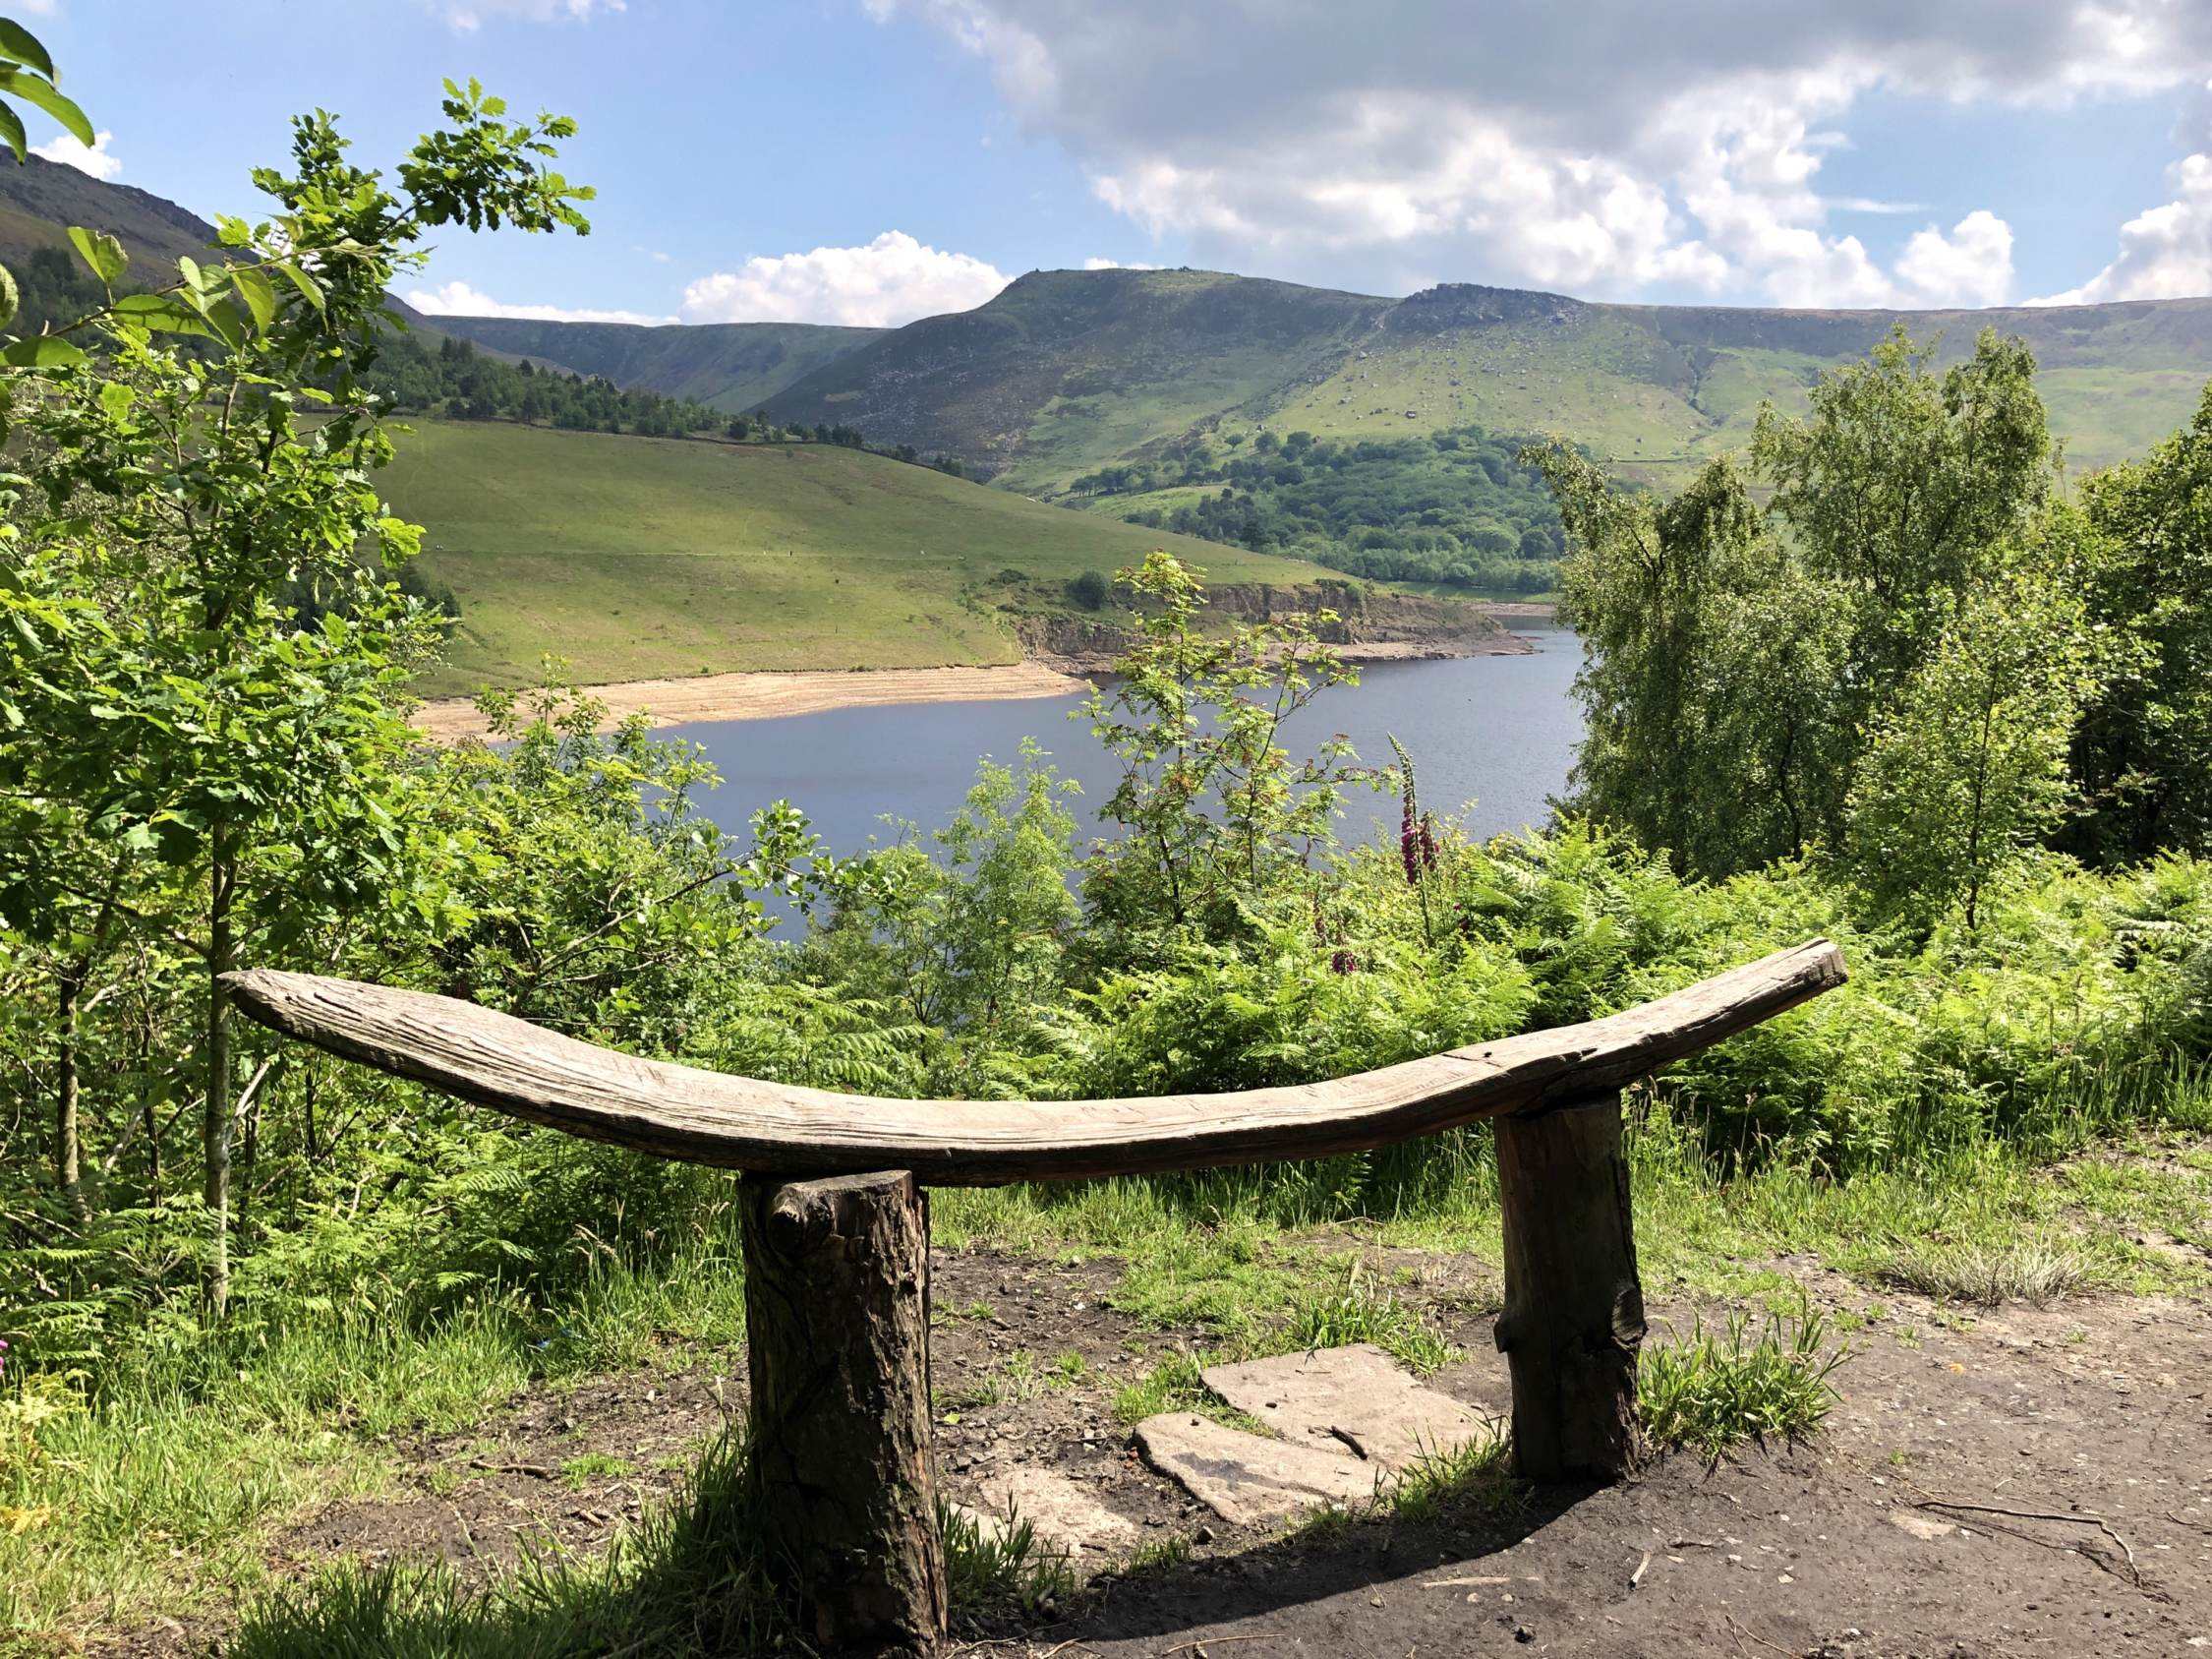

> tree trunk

[
  {"left": 204, "top": 832, "right": 235, "bottom": 1323},
  {"left": 738, "top": 1169, "right": 946, "bottom": 1655},
  {"left": 55, "top": 967, "right": 88, "bottom": 1222},
  {"left": 1493, "top": 1094, "right": 1649, "bottom": 1481}
]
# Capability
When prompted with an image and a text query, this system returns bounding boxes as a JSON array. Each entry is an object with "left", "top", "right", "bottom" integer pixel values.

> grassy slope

[
  {"left": 383, "top": 420, "right": 1326, "bottom": 694},
  {"left": 755, "top": 270, "right": 2212, "bottom": 494},
  {"left": 762, "top": 268, "right": 1390, "bottom": 494}
]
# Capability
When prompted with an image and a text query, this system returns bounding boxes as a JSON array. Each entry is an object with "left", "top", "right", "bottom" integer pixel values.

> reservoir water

[{"left": 666, "top": 626, "right": 1585, "bottom": 859}]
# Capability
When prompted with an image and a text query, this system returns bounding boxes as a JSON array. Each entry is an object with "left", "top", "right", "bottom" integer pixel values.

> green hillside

[
  {"left": 381, "top": 419, "right": 1330, "bottom": 693},
  {"left": 428, "top": 315, "right": 885, "bottom": 410},
  {"left": 750, "top": 269, "right": 2212, "bottom": 492}
]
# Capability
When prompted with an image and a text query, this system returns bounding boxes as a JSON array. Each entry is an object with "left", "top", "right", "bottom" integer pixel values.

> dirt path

[
  {"left": 1031, "top": 1271, "right": 2211, "bottom": 1657},
  {"left": 411, "top": 662, "right": 1089, "bottom": 742},
  {"left": 197, "top": 1242, "right": 2210, "bottom": 1658}
]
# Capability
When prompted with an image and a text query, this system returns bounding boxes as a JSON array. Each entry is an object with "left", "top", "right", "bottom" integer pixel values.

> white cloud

[
  {"left": 865, "top": 0, "right": 2212, "bottom": 307},
  {"left": 680, "top": 231, "right": 1011, "bottom": 326},
  {"left": 429, "top": 0, "right": 622, "bottom": 30},
  {"left": 404, "top": 279, "right": 675, "bottom": 326},
  {"left": 1082, "top": 257, "right": 1161, "bottom": 269},
  {"left": 1895, "top": 209, "right": 2015, "bottom": 308},
  {"left": 31, "top": 129, "right": 118, "bottom": 181},
  {"left": 2033, "top": 151, "right": 2212, "bottom": 304}
]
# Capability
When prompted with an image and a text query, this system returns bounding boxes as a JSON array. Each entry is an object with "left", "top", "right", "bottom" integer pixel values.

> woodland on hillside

[{"left": 1077, "top": 423, "right": 1566, "bottom": 593}]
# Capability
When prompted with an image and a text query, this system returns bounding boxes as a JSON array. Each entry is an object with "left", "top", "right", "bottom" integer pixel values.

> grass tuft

[
  {"left": 1878, "top": 1239, "right": 2088, "bottom": 1307},
  {"left": 1381, "top": 1430, "right": 1522, "bottom": 1525},
  {"left": 230, "top": 1429, "right": 794, "bottom": 1659},
  {"left": 1280, "top": 1262, "right": 1457, "bottom": 1374},
  {"left": 1638, "top": 1300, "right": 1847, "bottom": 1466},
  {"left": 939, "top": 1499, "right": 1077, "bottom": 1622}
]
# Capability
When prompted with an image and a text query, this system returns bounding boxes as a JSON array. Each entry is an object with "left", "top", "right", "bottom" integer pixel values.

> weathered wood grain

[
  {"left": 220, "top": 938, "right": 1845, "bottom": 1186},
  {"left": 1495, "top": 1096, "right": 1649, "bottom": 1480},
  {"left": 740, "top": 1171, "right": 946, "bottom": 1652}
]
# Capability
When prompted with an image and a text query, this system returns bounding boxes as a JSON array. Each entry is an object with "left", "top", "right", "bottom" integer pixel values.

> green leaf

[
  {"left": 0, "top": 22, "right": 56, "bottom": 82},
  {"left": 1, "top": 335, "right": 86, "bottom": 369},
  {"left": 177, "top": 254, "right": 204, "bottom": 294},
  {"left": 97, "top": 380, "right": 134, "bottom": 422},
  {"left": 276, "top": 260, "right": 324, "bottom": 313},
  {"left": 0, "top": 99, "right": 24, "bottom": 164},
  {"left": 66, "top": 225, "right": 126, "bottom": 285},
  {"left": 232, "top": 266, "right": 277, "bottom": 331},
  {"left": 214, "top": 213, "right": 254, "bottom": 248},
  {"left": 0, "top": 262, "right": 15, "bottom": 329},
  {"left": 203, "top": 296, "right": 247, "bottom": 348},
  {"left": 111, "top": 293, "right": 214, "bottom": 337},
  {"left": 0, "top": 70, "right": 91, "bottom": 148}
]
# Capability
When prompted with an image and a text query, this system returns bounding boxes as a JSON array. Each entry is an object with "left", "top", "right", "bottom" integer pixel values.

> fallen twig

[
  {"left": 1630, "top": 1550, "right": 1652, "bottom": 1588},
  {"left": 1158, "top": 1637, "right": 1276, "bottom": 1657},
  {"left": 470, "top": 1456, "right": 558, "bottom": 1480},
  {"left": 1913, "top": 1498, "right": 2142, "bottom": 1585},
  {"left": 1723, "top": 1614, "right": 1797, "bottom": 1657}
]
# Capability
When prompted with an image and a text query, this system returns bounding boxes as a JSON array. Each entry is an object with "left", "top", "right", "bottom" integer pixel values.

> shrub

[{"left": 1066, "top": 567, "right": 1111, "bottom": 610}]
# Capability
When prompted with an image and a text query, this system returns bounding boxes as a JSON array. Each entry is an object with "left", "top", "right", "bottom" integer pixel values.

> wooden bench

[{"left": 226, "top": 936, "right": 1845, "bottom": 1653}]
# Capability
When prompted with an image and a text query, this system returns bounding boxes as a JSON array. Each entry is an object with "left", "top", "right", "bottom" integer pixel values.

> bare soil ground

[{"left": 138, "top": 1244, "right": 2210, "bottom": 1657}]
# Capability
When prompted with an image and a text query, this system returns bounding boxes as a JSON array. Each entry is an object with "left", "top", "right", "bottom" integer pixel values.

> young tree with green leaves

[
  {"left": 1524, "top": 444, "right": 1853, "bottom": 874},
  {"left": 2066, "top": 382, "right": 2212, "bottom": 863},
  {"left": 0, "top": 74, "right": 593, "bottom": 1318},
  {"left": 1846, "top": 542, "right": 2102, "bottom": 931},
  {"left": 1079, "top": 551, "right": 1369, "bottom": 943}
]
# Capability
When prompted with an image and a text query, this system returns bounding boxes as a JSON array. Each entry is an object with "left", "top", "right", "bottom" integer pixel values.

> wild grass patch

[
  {"left": 1638, "top": 1301, "right": 1847, "bottom": 1465},
  {"left": 939, "top": 1499, "right": 1077, "bottom": 1622},
  {"left": 1279, "top": 1262, "right": 1458, "bottom": 1374},
  {"left": 1877, "top": 1239, "right": 2088, "bottom": 1307},
  {"left": 1381, "top": 1431, "right": 1521, "bottom": 1525},
  {"left": 229, "top": 1431, "right": 795, "bottom": 1659}
]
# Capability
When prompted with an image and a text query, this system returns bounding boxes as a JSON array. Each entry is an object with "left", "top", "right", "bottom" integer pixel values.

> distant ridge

[
  {"left": 0, "top": 152, "right": 454, "bottom": 332},
  {"left": 6, "top": 157, "right": 2206, "bottom": 489},
  {"left": 429, "top": 315, "right": 885, "bottom": 412},
  {"left": 0, "top": 153, "right": 217, "bottom": 282},
  {"left": 430, "top": 265, "right": 2212, "bottom": 489},
  {"left": 756, "top": 267, "right": 2212, "bottom": 489}
]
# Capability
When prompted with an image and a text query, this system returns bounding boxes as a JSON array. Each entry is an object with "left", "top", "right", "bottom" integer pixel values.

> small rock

[{"left": 1889, "top": 1511, "right": 1957, "bottom": 1541}]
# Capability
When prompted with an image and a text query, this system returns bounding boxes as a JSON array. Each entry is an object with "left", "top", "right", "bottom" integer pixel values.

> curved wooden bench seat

[
  {"left": 222, "top": 937, "right": 1844, "bottom": 1185},
  {"left": 227, "top": 937, "right": 1848, "bottom": 1643}
]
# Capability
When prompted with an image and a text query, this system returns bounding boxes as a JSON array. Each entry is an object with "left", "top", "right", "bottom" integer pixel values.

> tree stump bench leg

[
  {"left": 1493, "top": 1093, "right": 1650, "bottom": 1481},
  {"left": 739, "top": 1169, "right": 947, "bottom": 1654}
]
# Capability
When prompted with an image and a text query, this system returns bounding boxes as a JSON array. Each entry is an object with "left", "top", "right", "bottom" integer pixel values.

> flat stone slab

[
  {"left": 957, "top": 1466, "right": 1142, "bottom": 1555},
  {"left": 1200, "top": 1343, "right": 1503, "bottom": 1471},
  {"left": 1135, "top": 1411, "right": 1387, "bottom": 1527}
]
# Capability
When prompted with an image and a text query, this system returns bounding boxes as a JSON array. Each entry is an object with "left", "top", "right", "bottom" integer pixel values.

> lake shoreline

[
  {"left": 412, "top": 663, "right": 1089, "bottom": 742},
  {"left": 414, "top": 619, "right": 1551, "bottom": 743}
]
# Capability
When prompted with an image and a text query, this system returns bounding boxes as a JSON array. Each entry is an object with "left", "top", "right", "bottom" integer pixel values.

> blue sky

[{"left": 29, "top": 1, "right": 2212, "bottom": 326}]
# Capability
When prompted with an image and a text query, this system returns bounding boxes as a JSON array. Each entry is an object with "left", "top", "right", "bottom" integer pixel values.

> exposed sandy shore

[{"left": 413, "top": 662, "right": 1090, "bottom": 743}]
